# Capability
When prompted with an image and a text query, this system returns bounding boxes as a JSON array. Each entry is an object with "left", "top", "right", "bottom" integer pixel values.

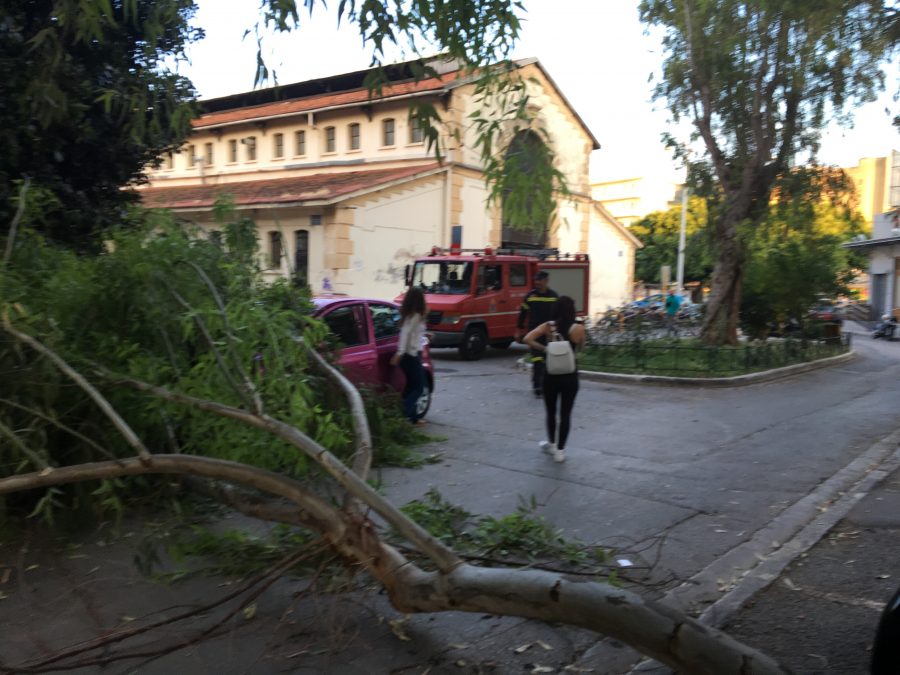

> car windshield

[{"left": 411, "top": 261, "right": 472, "bottom": 295}]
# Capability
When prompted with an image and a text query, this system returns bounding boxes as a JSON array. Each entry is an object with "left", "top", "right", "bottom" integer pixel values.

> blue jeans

[{"left": 399, "top": 353, "right": 425, "bottom": 422}]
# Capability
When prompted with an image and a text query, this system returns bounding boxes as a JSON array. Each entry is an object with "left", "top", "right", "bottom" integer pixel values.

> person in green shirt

[{"left": 664, "top": 289, "right": 682, "bottom": 337}]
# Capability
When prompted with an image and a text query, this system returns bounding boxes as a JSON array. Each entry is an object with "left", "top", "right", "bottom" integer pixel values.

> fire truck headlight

[{"left": 444, "top": 314, "right": 461, "bottom": 325}]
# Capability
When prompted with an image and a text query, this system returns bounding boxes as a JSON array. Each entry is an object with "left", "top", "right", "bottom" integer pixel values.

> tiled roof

[
  {"left": 193, "top": 72, "right": 462, "bottom": 129},
  {"left": 138, "top": 163, "right": 443, "bottom": 210}
]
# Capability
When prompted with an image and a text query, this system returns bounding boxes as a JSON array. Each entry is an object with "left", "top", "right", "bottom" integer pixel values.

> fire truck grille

[{"left": 426, "top": 311, "right": 443, "bottom": 326}]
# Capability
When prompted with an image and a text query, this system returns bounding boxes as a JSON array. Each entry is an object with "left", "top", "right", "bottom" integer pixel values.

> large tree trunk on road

[{"left": 0, "top": 457, "right": 789, "bottom": 675}]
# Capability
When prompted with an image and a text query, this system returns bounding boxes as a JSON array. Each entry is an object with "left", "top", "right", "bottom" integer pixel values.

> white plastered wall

[
  {"left": 343, "top": 176, "right": 446, "bottom": 300},
  {"left": 458, "top": 175, "right": 493, "bottom": 248},
  {"left": 588, "top": 207, "right": 637, "bottom": 316},
  {"left": 553, "top": 199, "right": 584, "bottom": 255}
]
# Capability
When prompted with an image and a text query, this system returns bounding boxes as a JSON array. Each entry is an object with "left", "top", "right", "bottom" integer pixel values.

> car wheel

[
  {"left": 415, "top": 377, "right": 433, "bottom": 419},
  {"left": 459, "top": 325, "right": 487, "bottom": 360}
]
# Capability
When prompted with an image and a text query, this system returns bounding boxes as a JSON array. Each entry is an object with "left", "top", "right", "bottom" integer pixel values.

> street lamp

[{"left": 676, "top": 184, "right": 688, "bottom": 297}]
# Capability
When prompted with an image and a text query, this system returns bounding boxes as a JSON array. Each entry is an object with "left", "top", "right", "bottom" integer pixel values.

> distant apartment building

[
  {"left": 138, "top": 57, "right": 640, "bottom": 313},
  {"left": 590, "top": 176, "right": 680, "bottom": 227},
  {"left": 843, "top": 152, "right": 900, "bottom": 229},
  {"left": 844, "top": 150, "right": 900, "bottom": 317}
]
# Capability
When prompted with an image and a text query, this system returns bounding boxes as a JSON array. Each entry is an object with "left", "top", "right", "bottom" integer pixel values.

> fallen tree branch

[
  {"left": 107, "top": 374, "right": 461, "bottom": 574},
  {"left": 1, "top": 316, "right": 151, "bottom": 463},
  {"left": 387, "top": 563, "right": 787, "bottom": 675},
  {"left": 305, "top": 343, "right": 372, "bottom": 484},
  {"left": 0, "top": 454, "right": 788, "bottom": 674},
  {"left": 2, "top": 178, "right": 29, "bottom": 270}
]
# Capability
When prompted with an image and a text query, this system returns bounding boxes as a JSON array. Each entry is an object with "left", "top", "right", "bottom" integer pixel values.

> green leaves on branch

[{"left": 0, "top": 202, "right": 413, "bottom": 522}]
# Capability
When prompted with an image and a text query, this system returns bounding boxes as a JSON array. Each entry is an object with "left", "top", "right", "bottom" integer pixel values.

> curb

[
  {"left": 578, "top": 349, "right": 856, "bottom": 387},
  {"left": 578, "top": 426, "right": 900, "bottom": 674}
]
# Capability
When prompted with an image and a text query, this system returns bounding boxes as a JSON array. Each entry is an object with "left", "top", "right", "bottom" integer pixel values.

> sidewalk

[{"left": 721, "top": 459, "right": 900, "bottom": 674}]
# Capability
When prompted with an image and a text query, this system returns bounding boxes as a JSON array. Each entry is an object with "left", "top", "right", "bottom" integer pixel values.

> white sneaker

[
  {"left": 553, "top": 448, "right": 566, "bottom": 463},
  {"left": 539, "top": 441, "right": 555, "bottom": 456}
]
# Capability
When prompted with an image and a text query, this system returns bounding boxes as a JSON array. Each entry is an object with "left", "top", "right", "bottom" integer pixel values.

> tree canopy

[
  {"left": 0, "top": 0, "right": 202, "bottom": 251},
  {"left": 631, "top": 195, "right": 715, "bottom": 286},
  {"left": 640, "top": 0, "right": 897, "bottom": 344},
  {"left": 741, "top": 166, "right": 866, "bottom": 337}
]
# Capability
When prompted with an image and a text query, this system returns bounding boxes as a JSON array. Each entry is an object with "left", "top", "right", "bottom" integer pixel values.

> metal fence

[{"left": 579, "top": 333, "right": 852, "bottom": 377}]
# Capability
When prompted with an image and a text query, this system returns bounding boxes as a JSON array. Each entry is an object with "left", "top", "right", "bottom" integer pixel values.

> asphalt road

[{"left": 385, "top": 333, "right": 900, "bottom": 581}]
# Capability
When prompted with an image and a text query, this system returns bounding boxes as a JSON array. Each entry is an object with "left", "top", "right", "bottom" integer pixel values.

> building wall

[
  {"left": 142, "top": 62, "right": 639, "bottom": 310},
  {"left": 146, "top": 101, "right": 438, "bottom": 186},
  {"left": 588, "top": 207, "right": 636, "bottom": 314},
  {"left": 343, "top": 175, "right": 446, "bottom": 300},
  {"left": 844, "top": 153, "right": 898, "bottom": 228},
  {"left": 453, "top": 64, "right": 594, "bottom": 194},
  {"left": 458, "top": 173, "right": 494, "bottom": 249},
  {"left": 590, "top": 176, "right": 680, "bottom": 227}
]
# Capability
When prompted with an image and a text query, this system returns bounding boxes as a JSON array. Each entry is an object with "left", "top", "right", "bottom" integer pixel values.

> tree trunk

[{"left": 701, "top": 204, "right": 747, "bottom": 345}]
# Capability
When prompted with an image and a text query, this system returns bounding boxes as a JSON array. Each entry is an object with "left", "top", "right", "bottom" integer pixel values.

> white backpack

[{"left": 545, "top": 322, "right": 576, "bottom": 375}]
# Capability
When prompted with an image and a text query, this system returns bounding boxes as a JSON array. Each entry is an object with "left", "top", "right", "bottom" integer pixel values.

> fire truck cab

[{"left": 399, "top": 246, "right": 589, "bottom": 360}]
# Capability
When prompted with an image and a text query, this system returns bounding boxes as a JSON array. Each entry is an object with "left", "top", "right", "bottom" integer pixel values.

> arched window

[
  {"left": 348, "top": 123, "right": 361, "bottom": 150},
  {"left": 501, "top": 130, "right": 554, "bottom": 248},
  {"left": 324, "top": 126, "right": 336, "bottom": 153}
]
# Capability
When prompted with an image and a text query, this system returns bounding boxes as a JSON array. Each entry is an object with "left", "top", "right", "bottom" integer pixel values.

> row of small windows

[{"left": 164, "top": 118, "right": 423, "bottom": 170}]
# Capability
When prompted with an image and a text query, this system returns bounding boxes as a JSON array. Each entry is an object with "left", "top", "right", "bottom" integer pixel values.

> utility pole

[{"left": 676, "top": 185, "right": 688, "bottom": 296}]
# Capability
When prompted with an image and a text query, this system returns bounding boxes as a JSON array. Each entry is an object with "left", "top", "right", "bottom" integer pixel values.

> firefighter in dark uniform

[{"left": 516, "top": 270, "right": 559, "bottom": 396}]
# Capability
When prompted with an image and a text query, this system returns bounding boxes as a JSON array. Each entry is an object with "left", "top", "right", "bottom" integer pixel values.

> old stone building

[{"left": 138, "top": 57, "right": 640, "bottom": 314}]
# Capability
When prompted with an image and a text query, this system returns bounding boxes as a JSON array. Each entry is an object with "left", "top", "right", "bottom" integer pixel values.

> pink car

[{"left": 312, "top": 296, "right": 434, "bottom": 419}]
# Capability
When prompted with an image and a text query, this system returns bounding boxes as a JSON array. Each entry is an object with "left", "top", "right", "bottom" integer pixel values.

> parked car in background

[
  {"left": 312, "top": 296, "right": 434, "bottom": 419},
  {"left": 809, "top": 303, "right": 843, "bottom": 324},
  {"left": 628, "top": 293, "right": 665, "bottom": 310}
]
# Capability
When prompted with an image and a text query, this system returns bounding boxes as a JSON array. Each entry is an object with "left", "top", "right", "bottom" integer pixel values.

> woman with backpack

[
  {"left": 390, "top": 286, "right": 429, "bottom": 425},
  {"left": 524, "top": 295, "right": 585, "bottom": 462}
]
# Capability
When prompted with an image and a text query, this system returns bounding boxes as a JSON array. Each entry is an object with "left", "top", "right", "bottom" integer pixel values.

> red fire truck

[{"left": 399, "top": 247, "right": 589, "bottom": 360}]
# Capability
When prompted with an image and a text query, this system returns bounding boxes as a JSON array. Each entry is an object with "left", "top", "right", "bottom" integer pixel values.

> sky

[{"left": 180, "top": 1, "right": 899, "bottom": 185}]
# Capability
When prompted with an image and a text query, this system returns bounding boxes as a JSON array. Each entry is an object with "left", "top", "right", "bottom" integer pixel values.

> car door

[
  {"left": 472, "top": 261, "right": 506, "bottom": 341},
  {"left": 368, "top": 301, "right": 405, "bottom": 392},
  {"left": 320, "top": 302, "right": 377, "bottom": 387}
]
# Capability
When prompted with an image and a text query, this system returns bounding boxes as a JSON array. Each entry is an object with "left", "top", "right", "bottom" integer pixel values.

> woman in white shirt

[{"left": 390, "top": 287, "right": 428, "bottom": 424}]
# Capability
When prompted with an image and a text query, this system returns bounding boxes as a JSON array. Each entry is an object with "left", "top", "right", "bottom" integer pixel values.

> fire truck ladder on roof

[{"left": 427, "top": 246, "right": 587, "bottom": 261}]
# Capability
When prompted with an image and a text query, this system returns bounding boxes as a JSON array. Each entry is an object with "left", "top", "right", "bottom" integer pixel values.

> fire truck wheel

[{"left": 459, "top": 325, "right": 487, "bottom": 360}]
